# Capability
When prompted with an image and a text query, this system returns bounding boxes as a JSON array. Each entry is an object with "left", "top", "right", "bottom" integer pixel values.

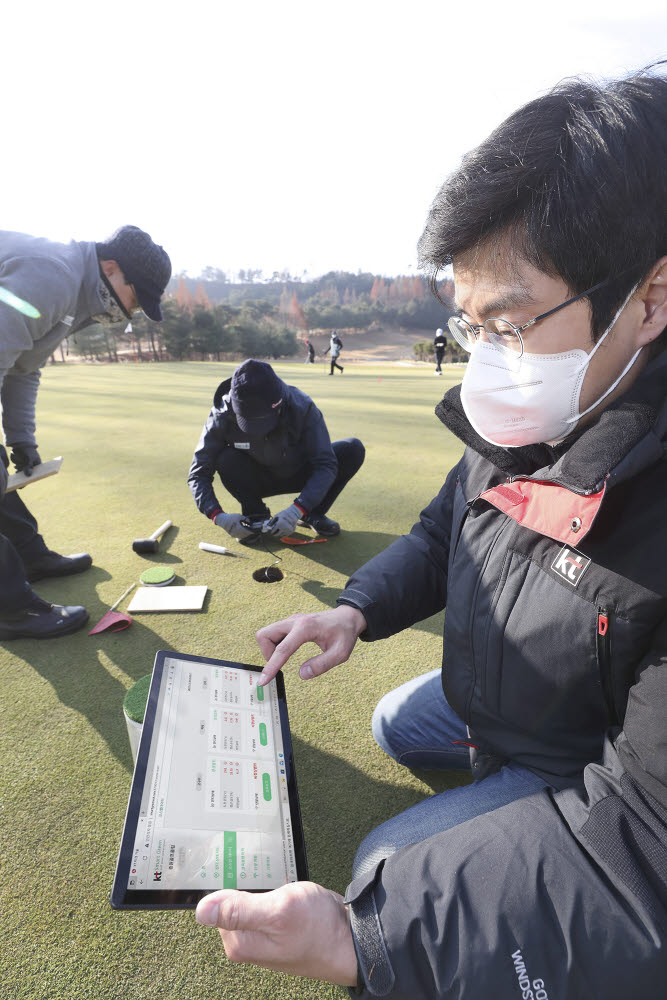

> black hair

[{"left": 418, "top": 63, "right": 667, "bottom": 339}]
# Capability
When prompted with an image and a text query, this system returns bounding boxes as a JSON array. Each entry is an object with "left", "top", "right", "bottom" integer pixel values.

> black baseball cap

[
  {"left": 230, "top": 360, "right": 284, "bottom": 435},
  {"left": 97, "top": 225, "right": 171, "bottom": 321}
]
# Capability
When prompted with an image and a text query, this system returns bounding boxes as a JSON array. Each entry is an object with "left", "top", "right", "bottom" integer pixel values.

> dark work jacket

[
  {"left": 187, "top": 377, "right": 338, "bottom": 517},
  {"left": 339, "top": 351, "right": 667, "bottom": 787},
  {"left": 341, "top": 352, "right": 667, "bottom": 998},
  {"left": 346, "top": 724, "right": 667, "bottom": 999}
]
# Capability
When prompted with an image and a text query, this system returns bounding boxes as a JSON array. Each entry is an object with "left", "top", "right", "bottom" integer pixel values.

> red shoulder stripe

[{"left": 479, "top": 479, "right": 605, "bottom": 544}]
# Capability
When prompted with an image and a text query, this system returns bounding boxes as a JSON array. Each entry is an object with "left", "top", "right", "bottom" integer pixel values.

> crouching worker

[{"left": 188, "top": 359, "right": 365, "bottom": 544}]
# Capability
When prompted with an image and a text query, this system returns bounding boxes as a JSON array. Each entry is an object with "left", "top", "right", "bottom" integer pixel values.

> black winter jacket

[
  {"left": 340, "top": 352, "right": 667, "bottom": 998},
  {"left": 187, "top": 377, "right": 338, "bottom": 517},
  {"left": 340, "top": 353, "right": 667, "bottom": 786}
]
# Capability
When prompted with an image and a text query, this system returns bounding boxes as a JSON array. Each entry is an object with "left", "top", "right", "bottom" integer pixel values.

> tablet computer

[{"left": 111, "top": 650, "right": 308, "bottom": 910}]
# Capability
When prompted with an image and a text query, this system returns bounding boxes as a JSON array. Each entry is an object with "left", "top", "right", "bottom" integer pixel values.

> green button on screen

[
  {"left": 256, "top": 684, "right": 264, "bottom": 701},
  {"left": 259, "top": 723, "right": 268, "bottom": 746},
  {"left": 223, "top": 831, "right": 237, "bottom": 888},
  {"left": 262, "top": 773, "right": 272, "bottom": 801}
]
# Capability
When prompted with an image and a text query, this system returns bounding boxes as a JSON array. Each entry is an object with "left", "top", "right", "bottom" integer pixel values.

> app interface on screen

[{"left": 127, "top": 658, "right": 298, "bottom": 892}]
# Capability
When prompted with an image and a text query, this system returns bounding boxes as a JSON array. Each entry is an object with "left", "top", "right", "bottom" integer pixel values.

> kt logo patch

[{"left": 551, "top": 546, "right": 591, "bottom": 586}]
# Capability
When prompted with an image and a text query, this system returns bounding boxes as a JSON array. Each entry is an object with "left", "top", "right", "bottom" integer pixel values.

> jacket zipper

[
  {"left": 449, "top": 482, "right": 470, "bottom": 564},
  {"left": 463, "top": 512, "right": 512, "bottom": 726},
  {"left": 596, "top": 607, "right": 618, "bottom": 725},
  {"left": 507, "top": 473, "right": 605, "bottom": 497}
]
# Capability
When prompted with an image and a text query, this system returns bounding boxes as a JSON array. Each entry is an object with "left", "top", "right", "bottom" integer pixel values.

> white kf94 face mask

[{"left": 460, "top": 283, "right": 641, "bottom": 448}]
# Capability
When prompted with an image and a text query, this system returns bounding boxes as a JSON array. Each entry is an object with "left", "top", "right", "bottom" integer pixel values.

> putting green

[
  {"left": 139, "top": 565, "right": 176, "bottom": 586},
  {"left": 0, "top": 360, "right": 468, "bottom": 1000}
]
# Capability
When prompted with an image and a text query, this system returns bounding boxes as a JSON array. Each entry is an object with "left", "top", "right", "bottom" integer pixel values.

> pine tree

[
  {"left": 194, "top": 283, "right": 211, "bottom": 309},
  {"left": 288, "top": 292, "right": 308, "bottom": 330},
  {"left": 176, "top": 276, "right": 193, "bottom": 311}
]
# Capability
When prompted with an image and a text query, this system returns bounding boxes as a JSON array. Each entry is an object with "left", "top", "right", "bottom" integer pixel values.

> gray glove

[
  {"left": 262, "top": 504, "right": 301, "bottom": 537},
  {"left": 214, "top": 512, "right": 258, "bottom": 539},
  {"left": 10, "top": 444, "right": 41, "bottom": 476}
]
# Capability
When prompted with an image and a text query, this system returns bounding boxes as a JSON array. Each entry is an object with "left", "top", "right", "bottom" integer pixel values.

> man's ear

[
  {"left": 637, "top": 256, "right": 667, "bottom": 347},
  {"left": 100, "top": 259, "right": 120, "bottom": 279}
]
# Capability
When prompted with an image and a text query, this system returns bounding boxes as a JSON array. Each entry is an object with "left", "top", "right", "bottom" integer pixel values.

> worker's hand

[
  {"left": 262, "top": 504, "right": 301, "bottom": 537},
  {"left": 214, "top": 512, "right": 257, "bottom": 539},
  {"left": 10, "top": 444, "right": 41, "bottom": 476},
  {"left": 256, "top": 605, "right": 367, "bottom": 686},
  {"left": 195, "top": 881, "right": 358, "bottom": 987}
]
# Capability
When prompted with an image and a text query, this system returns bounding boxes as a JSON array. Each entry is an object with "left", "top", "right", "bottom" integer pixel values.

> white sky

[{"left": 2, "top": 0, "right": 665, "bottom": 278}]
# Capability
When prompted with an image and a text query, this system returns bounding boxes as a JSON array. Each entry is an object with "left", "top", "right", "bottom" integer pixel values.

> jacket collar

[{"left": 436, "top": 350, "right": 667, "bottom": 494}]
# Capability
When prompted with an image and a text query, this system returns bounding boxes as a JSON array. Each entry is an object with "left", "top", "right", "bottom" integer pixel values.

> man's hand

[
  {"left": 10, "top": 444, "right": 41, "bottom": 476},
  {"left": 195, "top": 881, "right": 358, "bottom": 987},
  {"left": 262, "top": 504, "right": 301, "bottom": 537},
  {"left": 214, "top": 512, "right": 257, "bottom": 539},
  {"left": 256, "top": 604, "right": 367, "bottom": 686}
]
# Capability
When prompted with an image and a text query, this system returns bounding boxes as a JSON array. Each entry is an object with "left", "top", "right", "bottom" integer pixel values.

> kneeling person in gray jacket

[{"left": 188, "top": 359, "right": 365, "bottom": 544}]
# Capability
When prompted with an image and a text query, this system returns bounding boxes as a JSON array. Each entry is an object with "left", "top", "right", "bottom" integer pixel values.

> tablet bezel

[{"left": 110, "top": 650, "right": 309, "bottom": 910}]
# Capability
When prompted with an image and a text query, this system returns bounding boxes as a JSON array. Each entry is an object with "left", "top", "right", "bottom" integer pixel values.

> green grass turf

[{"left": 0, "top": 360, "right": 468, "bottom": 1000}]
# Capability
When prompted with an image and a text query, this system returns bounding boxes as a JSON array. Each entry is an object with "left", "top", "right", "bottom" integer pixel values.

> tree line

[
  {"left": 172, "top": 269, "right": 455, "bottom": 335},
  {"left": 69, "top": 300, "right": 299, "bottom": 363},
  {"left": 66, "top": 268, "right": 456, "bottom": 363}
]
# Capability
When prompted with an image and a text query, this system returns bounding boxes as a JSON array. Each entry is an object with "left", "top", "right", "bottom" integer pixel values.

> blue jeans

[{"left": 352, "top": 669, "right": 551, "bottom": 878}]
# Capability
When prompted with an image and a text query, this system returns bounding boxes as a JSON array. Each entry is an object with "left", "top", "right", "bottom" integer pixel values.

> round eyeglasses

[
  {"left": 448, "top": 315, "right": 528, "bottom": 355},
  {"left": 447, "top": 279, "right": 608, "bottom": 360}
]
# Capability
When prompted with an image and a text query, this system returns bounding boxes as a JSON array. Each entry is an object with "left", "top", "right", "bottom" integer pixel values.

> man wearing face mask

[
  {"left": 193, "top": 68, "right": 667, "bottom": 998},
  {"left": 0, "top": 226, "right": 171, "bottom": 640}
]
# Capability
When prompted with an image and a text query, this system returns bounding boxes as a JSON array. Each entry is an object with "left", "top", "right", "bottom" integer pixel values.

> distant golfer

[
  {"left": 0, "top": 226, "right": 171, "bottom": 640},
  {"left": 323, "top": 330, "right": 344, "bottom": 374},
  {"left": 188, "top": 359, "right": 365, "bottom": 544},
  {"left": 433, "top": 326, "right": 447, "bottom": 374},
  {"left": 304, "top": 339, "right": 315, "bottom": 364}
]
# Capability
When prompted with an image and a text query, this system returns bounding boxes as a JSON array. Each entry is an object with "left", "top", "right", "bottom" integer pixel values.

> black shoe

[
  {"left": 0, "top": 595, "right": 89, "bottom": 641},
  {"left": 239, "top": 515, "right": 268, "bottom": 547},
  {"left": 300, "top": 514, "right": 340, "bottom": 537},
  {"left": 23, "top": 550, "right": 92, "bottom": 583}
]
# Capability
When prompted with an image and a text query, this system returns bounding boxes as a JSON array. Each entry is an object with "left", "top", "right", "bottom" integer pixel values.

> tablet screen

[{"left": 111, "top": 651, "right": 308, "bottom": 909}]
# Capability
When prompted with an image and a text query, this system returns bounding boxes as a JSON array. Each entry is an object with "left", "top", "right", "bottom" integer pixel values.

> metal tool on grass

[
  {"left": 199, "top": 541, "right": 248, "bottom": 558},
  {"left": 132, "top": 520, "right": 172, "bottom": 554},
  {"left": 89, "top": 583, "right": 136, "bottom": 634}
]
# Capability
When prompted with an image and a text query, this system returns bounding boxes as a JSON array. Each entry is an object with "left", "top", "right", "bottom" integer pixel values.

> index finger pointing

[
  {"left": 255, "top": 620, "right": 291, "bottom": 663},
  {"left": 257, "top": 621, "right": 316, "bottom": 686}
]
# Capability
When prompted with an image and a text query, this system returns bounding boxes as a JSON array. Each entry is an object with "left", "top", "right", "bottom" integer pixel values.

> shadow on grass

[
  {"left": 280, "top": 528, "right": 399, "bottom": 578},
  {"left": 6, "top": 565, "right": 182, "bottom": 772},
  {"left": 293, "top": 734, "right": 472, "bottom": 893},
  {"left": 275, "top": 528, "right": 445, "bottom": 638}
]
